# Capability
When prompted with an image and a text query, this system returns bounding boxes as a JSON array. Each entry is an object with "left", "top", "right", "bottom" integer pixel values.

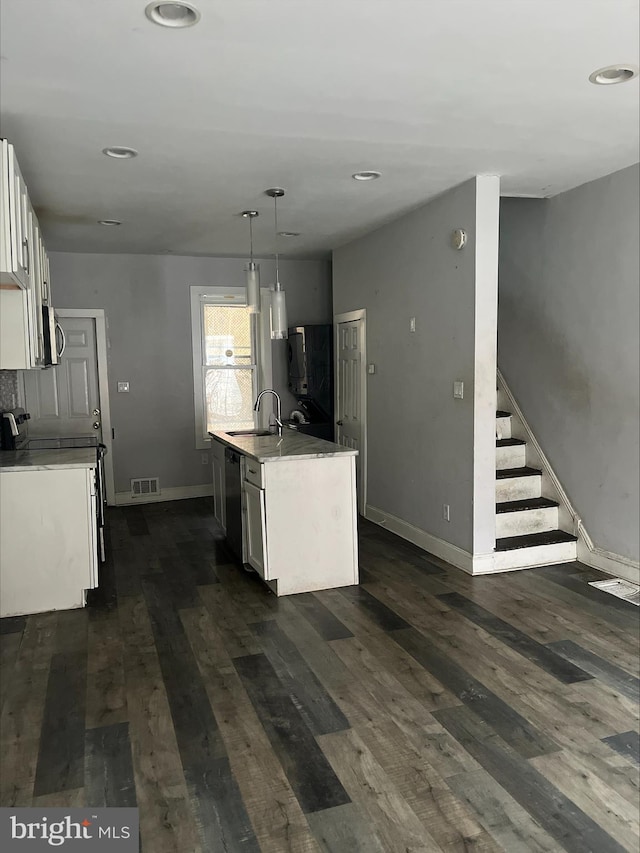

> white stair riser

[
  {"left": 495, "top": 416, "right": 512, "bottom": 440},
  {"left": 496, "top": 444, "right": 526, "bottom": 470},
  {"left": 496, "top": 506, "right": 559, "bottom": 538},
  {"left": 492, "top": 540, "right": 577, "bottom": 571},
  {"left": 496, "top": 475, "right": 541, "bottom": 502}
]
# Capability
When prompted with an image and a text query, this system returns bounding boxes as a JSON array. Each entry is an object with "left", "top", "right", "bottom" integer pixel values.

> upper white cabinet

[
  {"left": 1, "top": 139, "right": 32, "bottom": 290},
  {"left": 0, "top": 139, "right": 51, "bottom": 369}
]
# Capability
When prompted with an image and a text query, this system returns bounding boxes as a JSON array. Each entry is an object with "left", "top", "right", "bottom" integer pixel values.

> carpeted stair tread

[
  {"left": 496, "top": 529, "right": 577, "bottom": 551},
  {"left": 496, "top": 466, "right": 541, "bottom": 480},
  {"left": 496, "top": 497, "right": 559, "bottom": 513}
]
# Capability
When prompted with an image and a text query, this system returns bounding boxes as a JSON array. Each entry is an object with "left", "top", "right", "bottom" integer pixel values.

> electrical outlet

[
  {"left": 367, "top": 363, "right": 376, "bottom": 374},
  {"left": 201, "top": 453, "right": 209, "bottom": 465},
  {"left": 443, "top": 504, "right": 450, "bottom": 522},
  {"left": 410, "top": 317, "right": 416, "bottom": 333}
]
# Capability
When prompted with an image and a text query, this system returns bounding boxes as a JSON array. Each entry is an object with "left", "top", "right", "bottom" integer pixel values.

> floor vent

[
  {"left": 130, "top": 477, "right": 160, "bottom": 498},
  {"left": 589, "top": 578, "right": 640, "bottom": 606}
]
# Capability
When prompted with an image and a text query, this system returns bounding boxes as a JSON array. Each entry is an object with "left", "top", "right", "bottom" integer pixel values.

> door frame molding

[
  {"left": 57, "top": 309, "right": 115, "bottom": 505},
  {"left": 334, "top": 309, "right": 367, "bottom": 515}
]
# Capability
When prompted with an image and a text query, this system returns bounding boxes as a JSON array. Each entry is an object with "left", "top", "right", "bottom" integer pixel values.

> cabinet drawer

[{"left": 244, "top": 459, "right": 264, "bottom": 488}]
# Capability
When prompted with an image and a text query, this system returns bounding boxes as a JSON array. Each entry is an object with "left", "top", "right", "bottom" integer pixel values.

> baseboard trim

[
  {"left": 365, "top": 505, "right": 474, "bottom": 574},
  {"left": 577, "top": 538, "right": 640, "bottom": 585},
  {"left": 114, "top": 484, "right": 213, "bottom": 506}
]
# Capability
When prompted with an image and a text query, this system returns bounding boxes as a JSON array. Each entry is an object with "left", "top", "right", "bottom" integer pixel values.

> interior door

[
  {"left": 23, "top": 316, "right": 102, "bottom": 439},
  {"left": 335, "top": 317, "right": 365, "bottom": 512}
]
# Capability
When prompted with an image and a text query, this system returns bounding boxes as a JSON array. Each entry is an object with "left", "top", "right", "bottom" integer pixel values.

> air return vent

[
  {"left": 589, "top": 578, "right": 640, "bottom": 606},
  {"left": 130, "top": 477, "right": 160, "bottom": 498}
]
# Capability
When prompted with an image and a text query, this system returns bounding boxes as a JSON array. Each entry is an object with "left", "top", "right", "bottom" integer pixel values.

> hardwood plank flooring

[{"left": 1, "top": 500, "right": 637, "bottom": 852}]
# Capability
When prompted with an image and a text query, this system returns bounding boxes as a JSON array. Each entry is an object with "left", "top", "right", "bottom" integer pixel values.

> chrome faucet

[{"left": 254, "top": 389, "right": 283, "bottom": 436}]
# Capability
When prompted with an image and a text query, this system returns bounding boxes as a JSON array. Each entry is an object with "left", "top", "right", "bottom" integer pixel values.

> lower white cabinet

[
  {"left": 243, "top": 478, "right": 268, "bottom": 578},
  {"left": 0, "top": 465, "right": 99, "bottom": 617},
  {"left": 240, "top": 455, "right": 358, "bottom": 596}
]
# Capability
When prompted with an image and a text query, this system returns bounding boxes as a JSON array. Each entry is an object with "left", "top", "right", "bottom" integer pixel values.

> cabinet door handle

[
  {"left": 248, "top": 468, "right": 257, "bottom": 475},
  {"left": 23, "top": 238, "right": 30, "bottom": 275},
  {"left": 337, "top": 420, "right": 343, "bottom": 426},
  {"left": 55, "top": 322, "right": 66, "bottom": 357}
]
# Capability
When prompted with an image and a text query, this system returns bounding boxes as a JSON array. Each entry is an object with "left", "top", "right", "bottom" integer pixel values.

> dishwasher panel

[{"left": 224, "top": 448, "right": 243, "bottom": 563}]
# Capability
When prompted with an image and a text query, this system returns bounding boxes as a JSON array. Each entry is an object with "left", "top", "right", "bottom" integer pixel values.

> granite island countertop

[
  {"left": 0, "top": 447, "right": 98, "bottom": 472},
  {"left": 209, "top": 428, "right": 358, "bottom": 463}
]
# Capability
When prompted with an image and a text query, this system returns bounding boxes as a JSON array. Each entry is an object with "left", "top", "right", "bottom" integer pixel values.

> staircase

[{"left": 494, "top": 409, "right": 577, "bottom": 570}]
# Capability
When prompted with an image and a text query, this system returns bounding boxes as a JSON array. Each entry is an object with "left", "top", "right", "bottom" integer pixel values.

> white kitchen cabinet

[
  {"left": 241, "top": 454, "right": 358, "bottom": 595},
  {"left": 0, "top": 139, "right": 33, "bottom": 290},
  {"left": 210, "top": 436, "right": 226, "bottom": 531},
  {"left": 243, "top": 478, "right": 268, "bottom": 578},
  {"left": 0, "top": 465, "right": 99, "bottom": 617},
  {"left": 0, "top": 140, "right": 52, "bottom": 369}
]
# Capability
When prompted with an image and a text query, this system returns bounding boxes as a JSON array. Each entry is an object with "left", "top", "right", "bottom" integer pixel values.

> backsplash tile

[{"left": 0, "top": 370, "right": 19, "bottom": 410}]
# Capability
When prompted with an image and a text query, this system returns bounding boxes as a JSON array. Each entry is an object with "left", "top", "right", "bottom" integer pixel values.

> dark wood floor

[{"left": 1, "top": 498, "right": 638, "bottom": 852}]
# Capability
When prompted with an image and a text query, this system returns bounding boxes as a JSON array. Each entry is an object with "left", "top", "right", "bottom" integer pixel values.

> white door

[
  {"left": 23, "top": 316, "right": 102, "bottom": 440},
  {"left": 335, "top": 314, "right": 366, "bottom": 514}
]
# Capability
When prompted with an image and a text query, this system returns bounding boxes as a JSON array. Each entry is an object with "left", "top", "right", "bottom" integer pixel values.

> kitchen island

[
  {"left": 209, "top": 429, "right": 358, "bottom": 596},
  {"left": 0, "top": 448, "right": 100, "bottom": 616}
]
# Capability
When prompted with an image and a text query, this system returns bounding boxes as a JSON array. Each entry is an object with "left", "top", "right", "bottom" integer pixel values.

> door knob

[
  {"left": 337, "top": 420, "right": 343, "bottom": 426},
  {"left": 93, "top": 422, "right": 100, "bottom": 430},
  {"left": 93, "top": 408, "right": 100, "bottom": 416}
]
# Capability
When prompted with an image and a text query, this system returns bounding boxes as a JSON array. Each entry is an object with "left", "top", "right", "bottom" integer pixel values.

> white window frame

[{"left": 190, "top": 285, "right": 273, "bottom": 449}]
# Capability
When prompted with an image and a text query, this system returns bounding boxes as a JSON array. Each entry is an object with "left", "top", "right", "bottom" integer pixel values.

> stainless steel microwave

[{"left": 42, "top": 306, "right": 65, "bottom": 366}]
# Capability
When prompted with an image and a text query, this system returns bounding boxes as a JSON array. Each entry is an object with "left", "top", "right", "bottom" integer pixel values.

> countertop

[
  {"left": 0, "top": 447, "right": 98, "bottom": 472},
  {"left": 209, "top": 428, "right": 358, "bottom": 462}
]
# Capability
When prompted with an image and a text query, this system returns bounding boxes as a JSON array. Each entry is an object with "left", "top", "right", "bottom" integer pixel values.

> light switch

[
  {"left": 367, "top": 363, "right": 376, "bottom": 374},
  {"left": 453, "top": 380, "right": 464, "bottom": 399},
  {"left": 117, "top": 381, "right": 130, "bottom": 393},
  {"left": 410, "top": 317, "right": 416, "bottom": 333}
]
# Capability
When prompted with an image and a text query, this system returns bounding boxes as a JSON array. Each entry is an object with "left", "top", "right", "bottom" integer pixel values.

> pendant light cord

[
  {"left": 274, "top": 194, "right": 281, "bottom": 291},
  {"left": 249, "top": 214, "right": 254, "bottom": 264}
]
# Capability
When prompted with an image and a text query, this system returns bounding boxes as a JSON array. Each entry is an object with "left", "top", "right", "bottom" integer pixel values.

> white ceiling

[{"left": 1, "top": 0, "right": 638, "bottom": 258}]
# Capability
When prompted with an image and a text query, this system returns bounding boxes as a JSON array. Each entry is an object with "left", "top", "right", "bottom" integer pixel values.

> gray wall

[
  {"left": 499, "top": 164, "right": 640, "bottom": 561},
  {"left": 333, "top": 177, "right": 499, "bottom": 555},
  {"left": 49, "top": 252, "right": 332, "bottom": 495}
]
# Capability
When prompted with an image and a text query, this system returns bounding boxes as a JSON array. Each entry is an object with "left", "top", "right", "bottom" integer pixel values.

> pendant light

[
  {"left": 242, "top": 210, "right": 260, "bottom": 313},
  {"left": 265, "top": 188, "right": 288, "bottom": 340}
]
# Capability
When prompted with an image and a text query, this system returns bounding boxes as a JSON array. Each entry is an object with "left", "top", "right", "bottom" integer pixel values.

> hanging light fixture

[
  {"left": 265, "top": 188, "right": 288, "bottom": 340},
  {"left": 241, "top": 210, "right": 260, "bottom": 313}
]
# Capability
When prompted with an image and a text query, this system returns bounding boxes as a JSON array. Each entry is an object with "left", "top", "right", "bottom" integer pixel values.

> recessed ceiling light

[
  {"left": 278, "top": 231, "right": 300, "bottom": 238},
  {"left": 589, "top": 64, "right": 638, "bottom": 85},
  {"left": 352, "top": 170, "right": 382, "bottom": 181},
  {"left": 98, "top": 219, "right": 122, "bottom": 226},
  {"left": 145, "top": 2, "right": 200, "bottom": 28},
  {"left": 102, "top": 146, "right": 138, "bottom": 159}
]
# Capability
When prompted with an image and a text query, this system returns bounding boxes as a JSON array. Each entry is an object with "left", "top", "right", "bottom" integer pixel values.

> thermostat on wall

[{"left": 451, "top": 228, "right": 467, "bottom": 250}]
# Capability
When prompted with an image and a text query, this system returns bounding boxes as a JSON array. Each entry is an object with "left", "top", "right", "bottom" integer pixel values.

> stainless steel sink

[{"left": 225, "top": 429, "right": 274, "bottom": 437}]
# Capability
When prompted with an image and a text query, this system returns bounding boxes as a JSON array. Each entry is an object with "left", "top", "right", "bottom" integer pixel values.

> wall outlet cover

[
  {"left": 117, "top": 381, "right": 130, "bottom": 393},
  {"left": 453, "top": 380, "right": 464, "bottom": 399}
]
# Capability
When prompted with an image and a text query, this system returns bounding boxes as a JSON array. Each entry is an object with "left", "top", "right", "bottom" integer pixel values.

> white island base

[
  {"left": 210, "top": 430, "right": 359, "bottom": 596},
  {"left": 253, "top": 456, "right": 358, "bottom": 596}
]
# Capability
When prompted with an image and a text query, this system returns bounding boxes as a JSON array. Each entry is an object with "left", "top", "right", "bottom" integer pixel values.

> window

[{"left": 191, "top": 286, "right": 272, "bottom": 449}]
